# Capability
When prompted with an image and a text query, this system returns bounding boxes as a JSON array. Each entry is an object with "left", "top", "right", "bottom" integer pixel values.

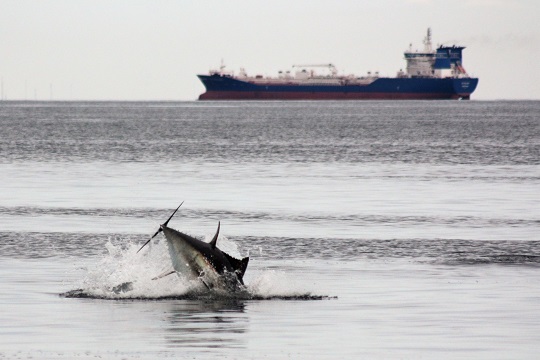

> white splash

[
  {"left": 78, "top": 238, "right": 195, "bottom": 299},
  {"left": 72, "top": 235, "right": 323, "bottom": 300}
]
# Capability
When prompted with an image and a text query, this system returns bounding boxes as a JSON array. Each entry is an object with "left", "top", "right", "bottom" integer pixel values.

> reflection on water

[{"left": 163, "top": 300, "right": 247, "bottom": 349}]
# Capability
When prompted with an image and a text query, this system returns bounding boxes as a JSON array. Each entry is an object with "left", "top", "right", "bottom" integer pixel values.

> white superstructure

[{"left": 207, "top": 28, "right": 470, "bottom": 84}]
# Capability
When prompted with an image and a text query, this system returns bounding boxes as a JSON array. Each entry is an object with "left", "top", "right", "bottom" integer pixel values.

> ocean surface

[{"left": 1, "top": 100, "right": 539, "bottom": 359}]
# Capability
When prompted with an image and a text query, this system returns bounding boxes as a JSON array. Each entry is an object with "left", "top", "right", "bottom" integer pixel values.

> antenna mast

[{"left": 423, "top": 27, "right": 433, "bottom": 53}]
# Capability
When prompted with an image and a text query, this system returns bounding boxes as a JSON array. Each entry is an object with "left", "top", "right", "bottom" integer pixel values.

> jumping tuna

[{"left": 137, "top": 203, "right": 249, "bottom": 291}]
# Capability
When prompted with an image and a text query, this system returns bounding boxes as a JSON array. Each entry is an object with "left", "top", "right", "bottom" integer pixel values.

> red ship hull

[{"left": 199, "top": 90, "right": 465, "bottom": 100}]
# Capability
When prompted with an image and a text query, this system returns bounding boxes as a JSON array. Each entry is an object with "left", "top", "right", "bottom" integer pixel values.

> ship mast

[
  {"left": 423, "top": 27, "right": 433, "bottom": 53},
  {"left": 403, "top": 28, "right": 436, "bottom": 78},
  {"left": 220, "top": 59, "right": 226, "bottom": 74}
]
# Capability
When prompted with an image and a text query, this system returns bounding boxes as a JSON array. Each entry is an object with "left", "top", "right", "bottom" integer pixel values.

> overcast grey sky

[{"left": 1, "top": 0, "right": 538, "bottom": 100}]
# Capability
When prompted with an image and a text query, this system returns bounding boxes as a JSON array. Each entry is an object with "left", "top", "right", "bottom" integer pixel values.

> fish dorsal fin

[
  {"left": 223, "top": 252, "right": 250, "bottom": 281},
  {"left": 209, "top": 221, "right": 220, "bottom": 249}
]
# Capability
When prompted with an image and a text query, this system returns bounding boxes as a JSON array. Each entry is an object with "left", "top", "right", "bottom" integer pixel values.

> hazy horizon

[{"left": 1, "top": 0, "right": 539, "bottom": 101}]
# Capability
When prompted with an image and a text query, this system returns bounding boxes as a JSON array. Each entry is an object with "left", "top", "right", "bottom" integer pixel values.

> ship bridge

[{"left": 403, "top": 28, "right": 469, "bottom": 79}]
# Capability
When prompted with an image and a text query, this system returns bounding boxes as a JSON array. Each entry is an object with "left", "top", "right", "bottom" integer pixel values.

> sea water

[{"left": 0, "top": 100, "right": 539, "bottom": 359}]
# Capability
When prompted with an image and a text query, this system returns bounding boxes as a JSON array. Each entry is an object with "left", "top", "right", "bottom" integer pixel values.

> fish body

[{"left": 138, "top": 203, "right": 249, "bottom": 291}]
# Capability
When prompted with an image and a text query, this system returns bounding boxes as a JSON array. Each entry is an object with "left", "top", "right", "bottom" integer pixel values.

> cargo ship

[{"left": 197, "top": 29, "right": 478, "bottom": 100}]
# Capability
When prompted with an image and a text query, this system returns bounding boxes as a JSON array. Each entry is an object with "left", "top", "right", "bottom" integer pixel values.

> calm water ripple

[
  {"left": 1, "top": 101, "right": 539, "bottom": 164},
  {"left": 1, "top": 101, "right": 539, "bottom": 359},
  {"left": 2, "top": 231, "right": 539, "bottom": 267}
]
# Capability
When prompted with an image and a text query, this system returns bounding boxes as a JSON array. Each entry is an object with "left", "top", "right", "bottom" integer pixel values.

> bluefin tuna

[{"left": 138, "top": 203, "right": 249, "bottom": 291}]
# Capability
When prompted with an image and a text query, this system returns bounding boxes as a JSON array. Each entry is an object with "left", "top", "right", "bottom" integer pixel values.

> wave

[
  {"left": 1, "top": 205, "right": 538, "bottom": 228},
  {"left": 437, "top": 254, "right": 540, "bottom": 266},
  {"left": 1, "top": 231, "right": 539, "bottom": 267}
]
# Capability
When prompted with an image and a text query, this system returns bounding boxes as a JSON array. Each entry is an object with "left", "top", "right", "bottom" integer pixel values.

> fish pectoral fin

[
  {"left": 151, "top": 268, "right": 177, "bottom": 280},
  {"left": 200, "top": 278, "right": 211, "bottom": 290}
]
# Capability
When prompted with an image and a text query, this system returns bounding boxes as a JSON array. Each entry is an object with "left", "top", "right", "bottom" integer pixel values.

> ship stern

[{"left": 453, "top": 78, "right": 479, "bottom": 100}]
